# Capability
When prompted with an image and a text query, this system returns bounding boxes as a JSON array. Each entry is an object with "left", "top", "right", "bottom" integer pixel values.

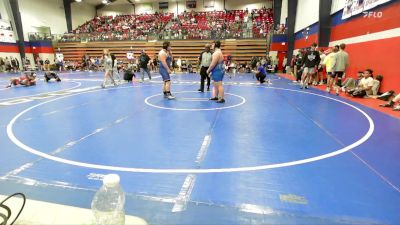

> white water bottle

[{"left": 91, "top": 174, "right": 126, "bottom": 225}]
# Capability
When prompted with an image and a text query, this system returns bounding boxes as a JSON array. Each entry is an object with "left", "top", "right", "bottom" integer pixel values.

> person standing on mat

[
  {"left": 111, "top": 54, "right": 121, "bottom": 84},
  {"left": 198, "top": 44, "right": 212, "bottom": 92},
  {"left": 207, "top": 40, "right": 225, "bottom": 103},
  {"left": 332, "top": 43, "right": 349, "bottom": 95},
  {"left": 159, "top": 41, "right": 175, "bottom": 100},
  {"left": 300, "top": 43, "right": 321, "bottom": 89},
  {"left": 139, "top": 50, "right": 151, "bottom": 82},
  {"left": 101, "top": 49, "right": 117, "bottom": 88}
]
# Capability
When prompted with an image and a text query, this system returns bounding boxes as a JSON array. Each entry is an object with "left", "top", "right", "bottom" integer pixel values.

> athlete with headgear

[
  {"left": 158, "top": 41, "right": 175, "bottom": 100},
  {"left": 207, "top": 40, "right": 225, "bottom": 103}
]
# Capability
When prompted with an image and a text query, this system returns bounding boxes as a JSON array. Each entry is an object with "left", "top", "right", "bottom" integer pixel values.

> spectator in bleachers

[{"left": 61, "top": 7, "right": 272, "bottom": 42}]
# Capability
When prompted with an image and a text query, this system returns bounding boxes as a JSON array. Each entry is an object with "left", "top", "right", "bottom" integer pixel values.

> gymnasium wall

[
  {"left": 270, "top": 34, "right": 288, "bottom": 55},
  {"left": 294, "top": 0, "right": 319, "bottom": 32},
  {"left": 292, "top": 0, "right": 320, "bottom": 52},
  {"left": 19, "top": 0, "right": 67, "bottom": 41},
  {"left": 0, "top": 0, "right": 95, "bottom": 68},
  {"left": 71, "top": 2, "right": 96, "bottom": 30},
  {"left": 280, "top": 0, "right": 288, "bottom": 25},
  {"left": 331, "top": 0, "right": 346, "bottom": 14},
  {"left": 98, "top": 0, "right": 272, "bottom": 16},
  {"left": 0, "top": 0, "right": 11, "bottom": 21},
  {"left": 97, "top": 3, "right": 136, "bottom": 16},
  {"left": 329, "top": 1, "right": 400, "bottom": 93}
]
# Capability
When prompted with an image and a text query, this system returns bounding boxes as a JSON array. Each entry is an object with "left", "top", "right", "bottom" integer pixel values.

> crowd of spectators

[
  {"left": 59, "top": 7, "right": 274, "bottom": 42},
  {"left": 64, "top": 12, "right": 173, "bottom": 42}
]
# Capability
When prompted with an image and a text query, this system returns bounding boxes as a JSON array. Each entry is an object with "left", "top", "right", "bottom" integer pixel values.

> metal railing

[
  {"left": 28, "top": 32, "right": 65, "bottom": 42},
  {"left": 28, "top": 29, "right": 270, "bottom": 42}
]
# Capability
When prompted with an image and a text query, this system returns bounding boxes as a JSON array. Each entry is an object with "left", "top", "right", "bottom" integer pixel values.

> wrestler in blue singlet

[
  {"left": 159, "top": 51, "right": 172, "bottom": 81},
  {"left": 211, "top": 61, "right": 225, "bottom": 82}
]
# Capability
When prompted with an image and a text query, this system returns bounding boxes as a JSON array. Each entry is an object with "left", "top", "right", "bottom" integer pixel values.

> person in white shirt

[
  {"left": 333, "top": 43, "right": 349, "bottom": 94},
  {"left": 317, "top": 49, "right": 326, "bottom": 85},
  {"left": 346, "top": 69, "right": 374, "bottom": 98},
  {"left": 198, "top": 44, "right": 212, "bottom": 92},
  {"left": 177, "top": 57, "right": 182, "bottom": 72},
  {"left": 282, "top": 57, "right": 287, "bottom": 73}
]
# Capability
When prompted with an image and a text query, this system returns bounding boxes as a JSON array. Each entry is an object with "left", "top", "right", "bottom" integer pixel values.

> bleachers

[
  {"left": 62, "top": 8, "right": 273, "bottom": 42},
  {"left": 56, "top": 39, "right": 267, "bottom": 69}
]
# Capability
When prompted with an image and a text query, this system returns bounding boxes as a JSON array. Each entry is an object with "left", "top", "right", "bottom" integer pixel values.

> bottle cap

[{"left": 103, "top": 174, "right": 120, "bottom": 187}]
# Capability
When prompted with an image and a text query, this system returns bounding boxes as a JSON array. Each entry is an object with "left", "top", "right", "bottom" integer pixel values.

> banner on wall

[
  {"left": 203, "top": 0, "right": 215, "bottom": 8},
  {"left": 0, "top": 19, "right": 12, "bottom": 31},
  {"left": 141, "top": 3, "right": 153, "bottom": 13},
  {"left": 0, "top": 19, "right": 15, "bottom": 43},
  {"left": 342, "top": 0, "right": 392, "bottom": 19},
  {"left": 159, "top": 2, "right": 168, "bottom": 9},
  {"left": 0, "top": 30, "right": 15, "bottom": 43}
]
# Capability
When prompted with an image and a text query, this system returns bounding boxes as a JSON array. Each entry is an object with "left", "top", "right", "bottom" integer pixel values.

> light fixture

[
  {"left": 75, "top": 0, "right": 82, "bottom": 2},
  {"left": 102, "top": 0, "right": 108, "bottom": 4}
]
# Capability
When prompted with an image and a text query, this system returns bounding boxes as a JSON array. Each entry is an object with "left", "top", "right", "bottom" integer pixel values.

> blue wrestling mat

[{"left": 0, "top": 71, "right": 399, "bottom": 224}]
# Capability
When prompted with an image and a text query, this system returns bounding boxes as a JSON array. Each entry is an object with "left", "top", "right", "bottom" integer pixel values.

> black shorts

[{"left": 335, "top": 71, "right": 344, "bottom": 78}]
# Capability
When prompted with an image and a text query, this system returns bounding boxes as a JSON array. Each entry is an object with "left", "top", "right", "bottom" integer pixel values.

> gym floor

[{"left": 0, "top": 71, "right": 399, "bottom": 225}]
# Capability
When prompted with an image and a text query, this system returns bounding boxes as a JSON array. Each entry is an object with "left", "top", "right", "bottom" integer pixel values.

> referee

[{"left": 198, "top": 44, "right": 212, "bottom": 92}]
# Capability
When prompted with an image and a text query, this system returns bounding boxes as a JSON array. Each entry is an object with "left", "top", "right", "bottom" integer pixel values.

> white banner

[
  {"left": 0, "top": 30, "right": 16, "bottom": 43},
  {"left": 351, "top": 0, "right": 365, "bottom": 15},
  {"left": 342, "top": 0, "right": 392, "bottom": 19}
]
